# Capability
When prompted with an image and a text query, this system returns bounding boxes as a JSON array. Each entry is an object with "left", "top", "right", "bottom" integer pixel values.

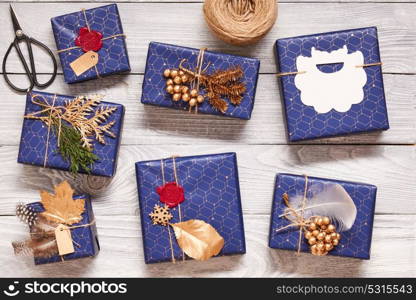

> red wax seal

[
  {"left": 75, "top": 27, "right": 103, "bottom": 52},
  {"left": 156, "top": 182, "right": 185, "bottom": 208}
]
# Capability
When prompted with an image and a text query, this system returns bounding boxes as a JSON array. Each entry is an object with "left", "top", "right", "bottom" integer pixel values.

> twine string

[
  {"left": 276, "top": 62, "right": 383, "bottom": 77},
  {"left": 82, "top": 8, "right": 90, "bottom": 31},
  {"left": 43, "top": 94, "right": 56, "bottom": 167},
  {"left": 30, "top": 217, "right": 96, "bottom": 261},
  {"left": 167, "top": 225, "right": 176, "bottom": 263},
  {"left": 184, "top": 48, "right": 208, "bottom": 114},
  {"left": 25, "top": 94, "right": 67, "bottom": 168},
  {"left": 178, "top": 48, "right": 211, "bottom": 114},
  {"left": 275, "top": 175, "right": 315, "bottom": 254},
  {"left": 61, "top": 219, "right": 96, "bottom": 261},
  {"left": 160, "top": 156, "right": 185, "bottom": 262},
  {"left": 203, "top": 0, "right": 277, "bottom": 46},
  {"left": 160, "top": 158, "right": 175, "bottom": 263},
  {"left": 56, "top": 8, "right": 127, "bottom": 78}
]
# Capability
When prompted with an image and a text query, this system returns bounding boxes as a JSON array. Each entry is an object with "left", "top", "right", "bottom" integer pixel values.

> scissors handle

[
  {"left": 2, "top": 35, "right": 57, "bottom": 93},
  {"left": 29, "top": 37, "right": 57, "bottom": 87}
]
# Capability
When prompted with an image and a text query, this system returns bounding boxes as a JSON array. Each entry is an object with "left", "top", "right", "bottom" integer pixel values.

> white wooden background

[{"left": 0, "top": 0, "right": 415, "bottom": 278}]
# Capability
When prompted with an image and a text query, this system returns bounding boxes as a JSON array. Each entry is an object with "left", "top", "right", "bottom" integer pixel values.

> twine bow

[
  {"left": 178, "top": 48, "right": 210, "bottom": 114},
  {"left": 275, "top": 175, "right": 348, "bottom": 256},
  {"left": 31, "top": 217, "right": 96, "bottom": 261},
  {"left": 57, "top": 8, "right": 126, "bottom": 78},
  {"left": 166, "top": 47, "right": 246, "bottom": 114},
  {"left": 275, "top": 175, "right": 313, "bottom": 254},
  {"left": 24, "top": 94, "right": 65, "bottom": 167}
]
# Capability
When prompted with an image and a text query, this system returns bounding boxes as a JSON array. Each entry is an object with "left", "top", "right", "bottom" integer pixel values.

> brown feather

[{"left": 12, "top": 215, "right": 59, "bottom": 258}]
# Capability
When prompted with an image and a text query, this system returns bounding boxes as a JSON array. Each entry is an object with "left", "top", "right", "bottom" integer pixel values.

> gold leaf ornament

[
  {"left": 40, "top": 181, "right": 85, "bottom": 225},
  {"left": 170, "top": 219, "right": 224, "bottom": 261}
]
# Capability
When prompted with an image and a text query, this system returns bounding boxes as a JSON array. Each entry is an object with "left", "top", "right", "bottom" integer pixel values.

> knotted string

[
  {"left": 56, "top": 8, "right": 127, "bottom": 78},
  {"left": 24, "top": 94, "right": 66, "bottom": 167},
  {"left": 60, "top": 219, "right": 96, "bottom": 261},
  {"left": 276, "top": 62, "right": 383, "bottom": 77},
  {"left": 275, "top": 175, "right": 317, "bottom": 254},
  {"left": 160, "top": 156, "right": 185, "bottom": 262},
  {"left": 30, "top": 213, "right": 96, "bottom": 261},
  {"left": 179, "top": 48, "right": 211, "bottom": 114}
]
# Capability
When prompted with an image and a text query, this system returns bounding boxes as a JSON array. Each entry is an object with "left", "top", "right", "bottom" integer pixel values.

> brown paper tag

[
  {"left": 69, "top": 51, "right": 99, "bottom": 76},
  {"left": 55, "top": 224, "right": 75, "bottom": 256}
]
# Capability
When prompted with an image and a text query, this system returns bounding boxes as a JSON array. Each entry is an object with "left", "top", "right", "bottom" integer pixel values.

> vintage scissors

[{"left": 2, "top": 5, "right": 57, "bottom": 93}]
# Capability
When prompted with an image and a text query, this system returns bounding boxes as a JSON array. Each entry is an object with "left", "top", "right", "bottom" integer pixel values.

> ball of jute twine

[{"left": 203, "top": 0, "right": 277, "bottom": 46}]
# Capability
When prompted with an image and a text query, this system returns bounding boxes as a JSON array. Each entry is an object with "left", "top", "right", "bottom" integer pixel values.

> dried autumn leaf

[
  {"left": 40, "top": 181, "right": 85, "bottom": 225},
  {"left": 170, "top": 219, "right": 224, "bottom": 261}
]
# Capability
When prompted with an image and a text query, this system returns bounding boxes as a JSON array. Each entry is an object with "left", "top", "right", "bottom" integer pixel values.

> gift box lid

[
  {"left": 275, "top": 27, "right": 389, "bottom": 141},
  {"left": 269, "top": 173, "right": 377, "bottom": 259},
  {"left": 141, "top": 42, "right": 260, "bottom": 120},
  {"left": 135, "top": 152, "right": 246, "bottom": 263},
  {"left": 51, "top": 4, "right": 130, "bottom": 83},
  {"left": 27, "top": 194, "right": 100, "bottom": 265},
  {"left": 17, "top": 90, "right": 125, "bottom": 177}
]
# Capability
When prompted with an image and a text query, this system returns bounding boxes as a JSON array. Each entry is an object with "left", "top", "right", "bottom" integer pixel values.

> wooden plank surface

[
  {"left": 0, "top": 0, "right": 415, "bottom": 278},
  {"left": 1, "top": 2, "right": 416, "bottom": 74},
  {"left": 1, "top": 215, "right": 414, "bottom": 277},
  {"left": 1, "top": 74, "right": 415, "bottom": 145},
  {"left": 0, "top": 145, "right": 415, "bottom": 216}
]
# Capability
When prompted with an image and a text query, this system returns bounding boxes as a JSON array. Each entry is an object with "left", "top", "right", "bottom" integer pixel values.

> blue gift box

[
  {"left": 51, "top": 4, "right": 130, "bottom": 83},
  {"left": 135, "top": 152, "right": 246, "bottom": 263},
  {"left": 269, "top": 173, "right": 377, "bottom": 259},
  {"left": 141, "top": 42, "right": 260, "bottom": 120},
  {"left": 17, "top": 90, "right": 125, "bottom": 177},
  {"left": 27, "top": 194, "right": 99, "bottom": 265},
  {"left": 275, "top": 27, "right": 389, "bottom": 141}
]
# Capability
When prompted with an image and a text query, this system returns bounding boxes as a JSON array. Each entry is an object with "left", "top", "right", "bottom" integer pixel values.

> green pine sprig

[
  {"left": 27, "top": 95, "right": 117, "bottom": 175},
  {"left": 52, "top": 121, "right": 99, "bottom": 174},
  {"left": 50, "top": 119, "right": 99, "bottom": 174}
]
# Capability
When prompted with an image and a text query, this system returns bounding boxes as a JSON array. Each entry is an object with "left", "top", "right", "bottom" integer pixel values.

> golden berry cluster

[
  {"left": 163, "top": 68, "right": 204, "bottom": 108},
  {"left": 304, "top": 216, "right": 341, "bottom": 256}
]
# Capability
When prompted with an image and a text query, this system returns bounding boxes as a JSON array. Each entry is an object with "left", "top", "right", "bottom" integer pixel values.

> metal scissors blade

[{"left": 10, "top": 5, "right": 23, "bottom": 36}]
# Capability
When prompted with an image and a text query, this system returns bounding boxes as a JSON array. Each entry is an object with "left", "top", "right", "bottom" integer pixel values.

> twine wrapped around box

[{"left": 12, "top": 181, "right": 97, "bottom": 262}]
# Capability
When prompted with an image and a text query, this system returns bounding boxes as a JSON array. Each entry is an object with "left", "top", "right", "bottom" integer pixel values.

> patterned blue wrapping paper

[
  {"left": 269, "top": 173, "right": 377, "bottom": 259},
  {"left": 141, "top": 42, "right": 260, "bottom": 120},
  {"left": 135, "top": 153, "right": 246, "bottom": 264},
  {"left": 51, "top": 4, "right": 130, "bottom": 83},
  {"left": 27, "top": 195, "right": 99, "bottom": 265},
  {"left": 275, "top": 27, "right": 389, "bottom": 141},
  {"left": 17, "top": 90, "right": 125, "bottom": 177}
]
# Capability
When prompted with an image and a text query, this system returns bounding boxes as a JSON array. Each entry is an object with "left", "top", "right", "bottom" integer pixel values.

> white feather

[{"left": 283, "top": 183, "right": 357, "bottom": 232}]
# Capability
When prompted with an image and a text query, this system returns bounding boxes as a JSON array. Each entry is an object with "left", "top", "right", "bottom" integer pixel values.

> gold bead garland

[
  {"left": 164, "top": 68, "right": 205, "bottom": 108},
  {"left": 304, "top": 216, "right": 341, "bottom": 256}
]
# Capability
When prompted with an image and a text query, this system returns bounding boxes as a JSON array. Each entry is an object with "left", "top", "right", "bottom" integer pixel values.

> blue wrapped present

[
  {"left": 17, "top": 90, "right": 125, "bottom": 177},
  {"left": 269, "top": 173, "right": 377, "bottom": 259},
  {"left": 135, "top": 152, "right": 246, "bottom": 263},
  {"left": 51, "top": 4, "right": 130, "bottom": 83},
  {"left": 27, "top": 194, "right": 99, "bottom": 265},
  {"left": 275, "top": 27, "right": 389, "bottom": 141},
  {"left": 141, "top": 42, "right": 260, "bottom": 119}
]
